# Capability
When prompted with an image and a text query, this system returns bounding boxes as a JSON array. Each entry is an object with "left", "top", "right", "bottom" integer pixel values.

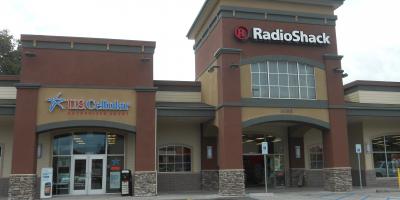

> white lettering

[
  {"left": 253, "top": 28, "right": 263, "bottom": 40},
  {"left": 250, "top": 27, "right": 331, "bottom": 45}
]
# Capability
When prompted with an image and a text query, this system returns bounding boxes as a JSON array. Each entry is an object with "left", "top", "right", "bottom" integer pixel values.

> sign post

[
  {"left": 262, "top": 142, "right": 268, "bottom": 193},
  {"left": 355, "top": 144, "right": 363, "bottom": 189}
]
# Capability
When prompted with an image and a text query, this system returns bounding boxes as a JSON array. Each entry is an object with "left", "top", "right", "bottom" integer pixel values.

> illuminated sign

[
  {"left": 234, "top": 26, "right": 331, "bottom": 45},
  {"left": 47, "top": 92, "right": 130, "bottom": 112}
]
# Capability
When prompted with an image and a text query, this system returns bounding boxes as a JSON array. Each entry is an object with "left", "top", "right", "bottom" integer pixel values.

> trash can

[{"left": 121, "top": 169, "right": 132, "bottom": 196}]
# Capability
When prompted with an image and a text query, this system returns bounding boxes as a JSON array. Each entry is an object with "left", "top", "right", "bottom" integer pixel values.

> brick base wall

[
  {"left": 157, "top": 172, "right": 201, "bottom": 192},
  {"left": 323, "top": 167, "right": 352, "bottom": 192},
  {"left": 305, "top": 170, "right": 323, "bottom": 187},
  {"left": 219, "top": 169, "right": 245, "bottom": 196},
  {"left": 201, "top": 170, "right": 218, "bottom": 191},
  {"left": 365, "top": 170, "right": 398, "bottom": 187},
  {"left": 134, "top": 171, "right": 157, "bottom": 197},
  {"left": 8, "top": 174, "right": 37, "bottom": 200}
]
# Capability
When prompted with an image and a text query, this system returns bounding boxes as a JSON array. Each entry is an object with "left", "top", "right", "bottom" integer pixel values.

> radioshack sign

[{"left": 234, "top": 26, "right": 331, "bottom": 45}]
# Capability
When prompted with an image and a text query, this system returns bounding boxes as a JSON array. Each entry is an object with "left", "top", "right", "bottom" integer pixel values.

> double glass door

[{"left": 71, "top": 155, "right": 106, "bottom": 195}]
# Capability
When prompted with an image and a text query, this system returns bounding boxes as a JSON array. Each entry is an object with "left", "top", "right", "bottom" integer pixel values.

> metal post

[
  {"left": 357, "top": 153, "right": 362, "bottom": 189},
  {"left": 264, "top": 154, "right": 268, "bottom": 193}
]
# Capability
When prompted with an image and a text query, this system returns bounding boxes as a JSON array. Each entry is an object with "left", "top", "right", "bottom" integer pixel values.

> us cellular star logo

[{"left": 47, "top": 92, "right": 65, "bottom": 112}]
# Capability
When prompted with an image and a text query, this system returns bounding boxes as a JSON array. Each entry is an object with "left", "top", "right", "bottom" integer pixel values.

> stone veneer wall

[
  {"left": 323, "top": 168, "right": 352, "bottom": 192},
  {"left": 0, "top": 178, "right": 9, "bottom": 197},
  {"left": 158, "top": 173, "right": 201, "bottom": 192},
  {"left": 8, "top": 174, "right": 36, "bottom": 200},
  {"left": 365, "top": 170, "right": 398, "bottom": 187},
  {"left": 134, "top": 171, "right": 157, "bottom": 197},
  {"left": 219, "top": 169, "right": 245, "bottom": 196},
  {"left": 201, "top": 170, "right": 219, "bottom": 191}
]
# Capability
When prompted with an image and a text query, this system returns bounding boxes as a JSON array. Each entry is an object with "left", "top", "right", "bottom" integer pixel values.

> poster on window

[{"left": 110, "top": 171, "right": 121, "bottom": 189}]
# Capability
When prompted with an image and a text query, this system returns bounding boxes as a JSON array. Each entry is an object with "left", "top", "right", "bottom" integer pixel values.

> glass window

[
  {"left": 373, "top": 135, "right": 400, "bottom": 177},
  {"left": 52, "top": 156, "right": 71, "bottom": 195},
  {"left": 53, "top": 134, "right": 72, "bottom": 155},
  {"left": 309, "top": 145, "right": 323, "bottom": 169},
  {"left": 251, "top": 60, "right": 316, "bottom": 99},
  {"left": 107, "top": 134, "right": 124, "bottom": 155},
  {"left": 106, "top": 156, "right": 124, "bottom": 193},
  {"left": 73, "top": 132, "right": 106, "bottom": 155},
  {"left": 158, "top": 145, "right": 191, "bottom": 173}
]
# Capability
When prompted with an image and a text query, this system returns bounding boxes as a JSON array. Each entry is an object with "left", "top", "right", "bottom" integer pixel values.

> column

[
  {"left": 134, "top": 87, "right": 157, "bottom": 196},
  {"left": 215, "top": 48, "right": 245, "bottom": 196},
  {"left": 9, "top": 84, "right": 40, "bottom": 200},
  {"left": 323, "top": 54, "right": 352, "bottom": 192}
]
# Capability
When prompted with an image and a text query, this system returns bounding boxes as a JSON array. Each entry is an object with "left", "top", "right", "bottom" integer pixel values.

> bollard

[{"left": 398, "top": 168, "right": 400, "bottom": 190}]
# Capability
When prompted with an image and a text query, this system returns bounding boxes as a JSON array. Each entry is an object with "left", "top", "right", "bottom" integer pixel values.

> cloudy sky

[{"left": 1, "top": 0, "right": 399, "bottom": 84}]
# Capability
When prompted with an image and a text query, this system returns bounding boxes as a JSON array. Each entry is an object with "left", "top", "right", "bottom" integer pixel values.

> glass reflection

[{"left": 73, "top": 133, "right": 106, "bottom": 154}]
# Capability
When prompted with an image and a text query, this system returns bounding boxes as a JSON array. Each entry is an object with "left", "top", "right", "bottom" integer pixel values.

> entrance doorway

[{"left": 71, "top": 155, "right": 106, "bottom": 195}]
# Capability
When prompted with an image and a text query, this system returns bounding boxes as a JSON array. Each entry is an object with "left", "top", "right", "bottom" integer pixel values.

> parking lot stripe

[
  {"left": 359, "top": 195, "right": 369, "bottom": 200},
  {"left": 335, "top": 193, "right": 355, "bottom": 200}
]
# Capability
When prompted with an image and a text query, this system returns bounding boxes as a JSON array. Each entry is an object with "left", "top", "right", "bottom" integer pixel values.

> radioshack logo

[
  {"left": 234, "top": 26, "right": 331, "bottom": 45},
  {"left": 234, "top": 26, "right": 249, "bottom": 41}
]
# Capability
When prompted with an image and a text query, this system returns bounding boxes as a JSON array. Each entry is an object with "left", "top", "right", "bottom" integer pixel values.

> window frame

[
  {"left": 309, "top": 144, "right": 323, "bottom": 170},
  {"left": 157, "top": 144, "right": 193, "bottom": 173},
  {"left": 372, "top": 135, "right": 400, "bottom": 178},
  {"left": 250, "top": 60, "right": 317, "bottom": 100}
]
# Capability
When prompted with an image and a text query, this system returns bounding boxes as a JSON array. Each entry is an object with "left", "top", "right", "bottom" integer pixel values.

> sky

[{"left": 1, "top": 0, "right": 399, "bottom": 84}]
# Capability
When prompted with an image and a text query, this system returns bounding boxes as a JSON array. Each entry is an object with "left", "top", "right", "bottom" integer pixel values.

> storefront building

[{"left": 1, "top": 0, "right": 400, "bottom": 199}]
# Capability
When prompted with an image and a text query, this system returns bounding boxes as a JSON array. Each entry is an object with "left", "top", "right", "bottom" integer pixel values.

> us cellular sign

[{"left": 234, "top": 26, "right": 331, "bottom": 45}]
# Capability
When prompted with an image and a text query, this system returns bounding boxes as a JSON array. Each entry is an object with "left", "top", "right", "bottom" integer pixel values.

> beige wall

[
  {"left": 242, "top": 107, "right": 329, "bottom": 124},
  {"left": 345, "top": 91, "right": 400, "bottom": 104},
  {"left": 126, "top": 133, "right": 135, "bottom": 172},
  {"left": 240, "top": 64, "right": 328, "bottom": 100},
  {"left": 0, "top": 87, "right": 16, "bottom": 99},
  {"left": 0, "top": 116, "right": 14, "bottom": 177},
  {"left": 362, "top": 119, "right": 400, "bottom": 170},
  {"left": 157, "top": 120, "right": 201, "bottom": 172},
  {"left": 156, "top": 91, "right": 201, "bottom": 103},
  {"left": 303, "top": 128, "right": 323, "bottom": 170},
  {"left": 197, "top": 64, "right": 219, "bottom": 106},
  {"left": 36, "top": 133, "right": 52, "bottom": 175},
  {"left": 37, "top": 88, "right": 136, "bottom": 127}
]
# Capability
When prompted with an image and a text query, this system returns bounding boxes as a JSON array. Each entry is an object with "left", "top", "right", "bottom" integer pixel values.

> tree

[{"left": 0, "top": 30, "right": 21, "bottom": 75}]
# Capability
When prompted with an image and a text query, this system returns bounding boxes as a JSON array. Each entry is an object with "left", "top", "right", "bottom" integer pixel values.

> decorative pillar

[
  {"left": 215, "top": 48, "right": 245, "bottom": 196},
  {"left": 134, "top": 87, "right": 157, "bottom": 196},
  {"left": 322, "top": 54, "right": 352, "bottom": 192},
  {"left": 8, "top": 84, "right": 40, "bottom": 200}
]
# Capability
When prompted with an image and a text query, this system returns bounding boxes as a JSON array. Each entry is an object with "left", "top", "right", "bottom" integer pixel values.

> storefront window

[
  {"left": 251, "top": 61, "right": 316, "bottom": 99},
  {"left": 52, "top": 131, "right": 125, "bottom": 195},
  {"left": 73, "top": 132, "right": 106, "bottom": 154},
  {"left": 309, "top": 145, "right": 323, "bottom": 169},
  {"left": 53, "top": 134, "right": 72, "bottom": 155},
  {"left": 158, "top": 145, "right": 191, "bottom": 172},
  {"left": 372, "top": 135, "right": 400, "bottom": 177}
]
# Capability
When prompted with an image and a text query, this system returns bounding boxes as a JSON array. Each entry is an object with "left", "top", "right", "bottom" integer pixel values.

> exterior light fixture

[
  {"left": 230, "top": 64, "right": 240, "bottom": 69},
  {"left": 207, "top": 65, "right": 219, "bottom": 73},
  {"left": 334, "top": 67, "right": 348, "bottom": 78}
]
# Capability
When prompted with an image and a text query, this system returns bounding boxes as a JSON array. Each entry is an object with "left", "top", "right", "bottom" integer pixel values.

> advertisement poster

[
  {"left": 40, "top": 168, "right": 53, "bottom": 199},
  {"left": 110, "top": 171, "right": 121, "bottom": 189}
]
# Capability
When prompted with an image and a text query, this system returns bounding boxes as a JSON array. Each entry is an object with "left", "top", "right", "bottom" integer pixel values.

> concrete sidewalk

[{"left": 3, "top": 187, "right": 400, "bottom": 200}]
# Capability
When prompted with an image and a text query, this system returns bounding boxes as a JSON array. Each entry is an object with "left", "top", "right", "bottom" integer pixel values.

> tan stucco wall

[
  {"left": 240, "top": 64, "right": 328, "bottom": 100},
  {"left": 361, "top": 119, "right": 400, "bottom": 171},
  {"left": 0, "top": 117, "right": 13, "bottom": 177},
  {"left": 37, "top": 87, "right": 136, "bottom": 127},
  {"left": 36, "top": 133, "right": 52, "bottom": 175},
  {"left": 197, "top": 63, "right": 219, "bottom": 106},
  {"left": 346, "top": 91, "right": 400, "bottom": 104},
  {"left": 242, "top": 107, "right": 329, "bottom": 123},
  {"left": 157, "top": 120, "right": 201, "bottom": 172},
  {"left": 303, "top": 128, "right": 323, "bottom": 170},
  {"left": 156, "top": 91, "right": 201, "bottom": 103}
]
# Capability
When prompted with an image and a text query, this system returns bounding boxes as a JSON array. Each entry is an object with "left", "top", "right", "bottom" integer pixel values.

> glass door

[
  {"left": 71, "top": 156, "right": 87, "bottom": 195},
  {"left": 71, "top": 155, "right": 106, "bottom": 195},
  {"left": 88, "top": 155, "right": 106, "bottom": 194}
]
